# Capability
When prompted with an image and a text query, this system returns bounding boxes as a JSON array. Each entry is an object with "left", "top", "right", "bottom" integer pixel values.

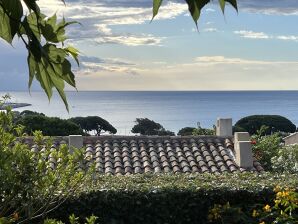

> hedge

[
  {"left": 234, "top": 115, "right": 296, "bottom": 135},
  {"left": 49, "top": 173, "right": 298, "bottom": 224}
]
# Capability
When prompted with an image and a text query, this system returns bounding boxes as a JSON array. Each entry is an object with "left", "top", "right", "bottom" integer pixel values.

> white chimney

[
  {"left": 216, "top": 118, "right": 232, "bottom": 136},
  {"left": 234, "top": 132, "right": 253, "bottom": 168}
]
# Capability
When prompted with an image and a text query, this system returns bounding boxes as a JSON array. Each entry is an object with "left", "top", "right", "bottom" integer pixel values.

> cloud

[
  {"left": 194, "top": 56, "right": 298, "bottom": 65},
  {"left": 234, "top": 30, "right": 298, "bottom": 42},
  {"left": 234, "top": 30, "right": 270, "bottom": 39},
  {"left": 276, "top": 35, "right": 298, "bottom": 41},
  {"left": 74, "top": 55, "right": 298, "bottom": 91},
  {"left": 38, "top": 0, "right": 186, "bottom": 46},
  {"left": 236, "top": 0, "right": 298, "bottom": 15},
  {"left": 203, "top": 28, "right": 218, "bottom": 33},
  {"left": 77, "top": 55, "right": 141, "bottom": 76}
]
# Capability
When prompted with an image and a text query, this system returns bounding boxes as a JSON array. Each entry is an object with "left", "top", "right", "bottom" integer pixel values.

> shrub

[
  {"left": 271, "top": 144, "right": 298, "bottom": 173},
  {"left": 235, "top": 115, "right": 296, "bottom": 135},
  {"left": 177, "top": 127, "right": 196, "bottom": 136},
  {"left": 208, "top": 187, "right": 298, "bottom": 224},
  {"left": 131, "top": 118, "right": 175, "bottom": 136},
  {"left": 0, "top": 102, "right": 91, "bottom": 223},
  {"left": 49, "top": 173, "right": 298, "bottom": 224},
  {"left": 251, "top": 133, "right": 282, "bottom": 171},
  {"left": 192, "top": 126, "right": 215, "bottom": 136}
]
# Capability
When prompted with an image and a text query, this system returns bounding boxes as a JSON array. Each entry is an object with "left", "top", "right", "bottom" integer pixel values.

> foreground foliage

[
  {"left": 208, "top": 187, "right": 298, "bottom": 224},
  {"left": 49, "top": 173, "right": 298, "bottom": 224},
  {"left": 271, "top": 144, "right": 298, "bottom": 173},
  {"left": 0, "top": 0, "right": 79, "bottom": 110},
  {"left": 251, "top": 133, "right": 282, "bottom": 171},
  {"left": 0, "top": 101, "right": 92, "bottom": 223}
]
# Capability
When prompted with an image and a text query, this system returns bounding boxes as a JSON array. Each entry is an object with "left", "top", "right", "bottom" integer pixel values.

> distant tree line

[
  {"left": 13, "top": 110, "right": 117, "bottom": 136},
  {"left": 12, "top": 111, "right": 297, "bottom": 137}
]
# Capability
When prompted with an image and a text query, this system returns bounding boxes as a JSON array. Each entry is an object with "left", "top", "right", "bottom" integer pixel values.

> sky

[{"left": 1, "top": 0, "right": 298, "bottom": 91}]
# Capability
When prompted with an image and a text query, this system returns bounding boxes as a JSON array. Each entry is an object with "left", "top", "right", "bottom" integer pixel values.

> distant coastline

[{"left": 0, "top": 103, "right": 31, "bottom": 110}]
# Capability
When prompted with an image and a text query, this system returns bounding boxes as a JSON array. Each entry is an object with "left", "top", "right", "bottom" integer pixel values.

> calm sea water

[{"left": 2, "top": 91, "right": 298, "bottom": 135}]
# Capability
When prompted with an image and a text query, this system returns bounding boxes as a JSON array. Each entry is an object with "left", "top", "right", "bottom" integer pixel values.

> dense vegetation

[
  {"left": 131, "top": 118, "right": 175, "bottom": 136},
  {"left": 49, "top": 174, "right": 297, "bottom": 224},
  {"left": 13, "top": 111, "right": 117, "bottom": 136},
  {"left": 0, "top": 101, "right": 93, "bottom": 223},
  {"left": 1, "top": 100, "right": 298, "bottom": 223},
  {"left": 69, "top": 116, "right": 117, "bottom": 136},
  {"left": 235, "top": 115, "right": 296, "bottom": 135},
  {"left": 18, "top": 114, "right": 84, "bottom": 136}
]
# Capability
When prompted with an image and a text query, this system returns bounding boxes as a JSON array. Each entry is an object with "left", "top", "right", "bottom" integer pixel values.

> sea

[{"left": 1, "top": 91, "right": 298, "bottom": 135}]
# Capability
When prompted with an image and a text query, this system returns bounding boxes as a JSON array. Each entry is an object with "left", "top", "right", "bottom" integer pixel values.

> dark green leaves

[
  {"left": 152, "top": 0, "right": 238, "bottom": 25},
  {"left": 0, "top": 0, "right": 23, "bottom": 43},
  {"left": 152, "top": 0, "right": 163, "bottom": 20},
  {"left": 0, "top": 0, "right": 78, "bottom": 111}
]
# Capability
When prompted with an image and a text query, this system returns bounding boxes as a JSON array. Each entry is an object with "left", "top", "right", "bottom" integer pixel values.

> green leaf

[
  {"left": 24, "top": 12, "right": 44, "bottom": 41},
  {"left": 61, "top": 59, "right": 76, "bottom": 87},
  {"left": 219, "top": 0, "right": 225, "bottom": 13},
  {"left": 41, "top": 14, "right": 78, "bottom": 43},
  {"left": 65, "top": 46, "right": 80, "bottom": 66},
  {"left": 27, "top": 52, "right": 37, "bottom": 89},
  {"left": 225, "top": 0, "right": 238, "bottom": 11},
  {"left": 23, "top": 0, "right": 40, "bottom": 14},
  {"left": 35, "top": 57, "right": 54, "bottom": 100},
  {"left": 0, "top": 0, "right": 23, "bottom": 43},
  {"left": 152, "top": 0, "right": 163, "bottom": 20},
  {"left": 44, "top": 43, "right": 67, "bottom": 64},
  {"left": 185, "top": 0, "right": 201, "bottom": 26},
  {"left": 0, "top": 7, "right": 13, "bottom": 43}
]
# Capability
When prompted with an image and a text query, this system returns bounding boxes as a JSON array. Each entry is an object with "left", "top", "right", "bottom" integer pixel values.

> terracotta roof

[{"left": 25, "top": 136, "right": 264, "bottom": 175}]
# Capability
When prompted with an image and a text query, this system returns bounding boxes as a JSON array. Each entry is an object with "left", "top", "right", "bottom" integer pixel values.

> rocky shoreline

[{"left": 0, "top": 103, "right": 31, "bottom": 110}]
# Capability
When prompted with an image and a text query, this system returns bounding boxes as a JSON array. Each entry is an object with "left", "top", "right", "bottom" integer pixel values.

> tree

[
  {"left": 177, "top": 127, "right": 197, "bottom": 136},
  {"left": 131, "top": 118, "right": 175, "bottom": 136},
  {"left": 18, "top": 114, "right": 84, "bottom": 136},
  {"left": 234, "top": 115, "right": 296, "bottom": 135},
  {"left": 20, "top": 110, "right": 45, "bottom": 117},
  {"left": 69, "top": 116, "right": 117, "bottom": 136},
  {"left": 0, "top": 0, "right": 238, "bottom": 110}
]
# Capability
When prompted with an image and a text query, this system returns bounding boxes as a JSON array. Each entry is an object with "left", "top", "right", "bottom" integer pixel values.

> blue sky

[{"left": 1, "top": 0, "right": 298, "bottom": 91}]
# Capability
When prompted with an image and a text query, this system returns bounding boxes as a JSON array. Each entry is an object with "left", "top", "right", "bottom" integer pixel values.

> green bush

[
  {"left": 49, "top": 174, "right": 298, "bottom": 224},
  {"left": 271, "top": 144, "right": 298, "bottom": 173},
  {"left": 235, "top": 115, "right": 296, "bottom": 135},
  {"left": 177, "top": 127, "right": 196, "bottom": 136},
  {"left": 0, "top": 102, "right": 91, "bottom": 223},
  {"left": 251, "top": 133, "right": 282, "bottom": 171}
]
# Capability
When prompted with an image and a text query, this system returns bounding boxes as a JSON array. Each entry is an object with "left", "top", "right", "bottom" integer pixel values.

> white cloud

[
  {"left": 94, "top": 34, "right": 164, "bottom": 46},
  {"left": 74, "top": 56, "right": 298, "bottom": 91},
  {"left": 237, "top": 0, "right": 298, "bottom": 16},
  {"left": 234, "top": 30, "right": 298, "bottom": 42},
  {"left": 37, "top": 0, "right": 187, "bottom": 46},
  {"left": 76, "top": 56, "right": 141, "bottom": 76},
  {"left": 203, "top": 28, "right": 218, "bottom": 33},
  {"left": 234, "top": 30, "right": 271, "bottom": 39},
  {"left": 276, "top": 35, "right": 298, "bottom": 41},
  {"left": 205, "top": 8, "right": 216, "bottom": 13}
]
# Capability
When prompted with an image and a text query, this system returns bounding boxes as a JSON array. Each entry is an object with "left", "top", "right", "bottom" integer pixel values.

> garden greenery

[
  {"left": 208, "top": 186, "right": 298, "bottom": 224},
  {"left": 48, "top": 173, "right": 298, "bottom": 224},
  {"left": 271, "top": 144, "right": 298, "bottom": 174},
  {"left": 0, "top": 97, "right": 93, "bottom": 223}
]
